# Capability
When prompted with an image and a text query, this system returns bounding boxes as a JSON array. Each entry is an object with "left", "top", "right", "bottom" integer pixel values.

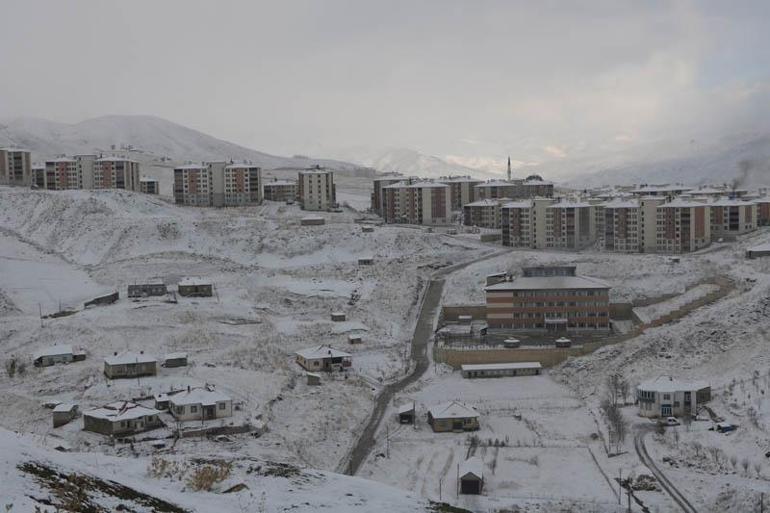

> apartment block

[
  {"left": 173, "top": 164, "right": 212, "bottom": 206},
  {"left": 43, "top": 157, "right": 80, "bottom": 190},
  {"left": 484, "top": 265, "right": 611, "bottom": 331},
  {"left": 545, "top": 200, "right": 597, "bottom": 250},
  {"left": 222, "top": 163, "right": 262, "bottom": 206},
  {"left": 602, "top": 199, "right": 641, "bottom": 253},
  {"left": 371, "top": 176, "right": 407, "bottom": 215},
  {"left": 709, "top": 198, "right": 757, "bottom": 238},
  {"left": 0, "top": 148, "right": 32, "bottom": 186},
  {"left": 500, "top": 198, "right": 552, "bottom": 248},
  {"left": 139, "top": 176, "right": 159, "bottom": 195},
  {"left": 756, "top": 197, "right": 770, "bottom": 226},
  {"left": 94, "top": 157, "right": 140, "bottom": 191},
  {"left": 463, "top": 199, "right": 506, "bottom": 229},
  {"left": 32, "top": 164, "right": 45, "bottom": 188},
  {"left": 474, "top": 180, "right": 521, "bottom": 201},
  {"left": 382, "top": 180, "right": 451, "bottom": 225},
  {"left": 656, "top": 199, "right": 711, "bottom": 253},
  {"left": 263, "top": 179, "right": 298, "bottom": 202},
  {"left": 438, "top": 176, "right": 483, "bottom": 210},
  {"left": 74, "top": 154, "right": 97, "bottom": 189},
  {"left": 519, "top": 177, "right": 554, "bottom": 198},
  {"left": 297, "top": 169, "right": 336, "bottom": 211}
]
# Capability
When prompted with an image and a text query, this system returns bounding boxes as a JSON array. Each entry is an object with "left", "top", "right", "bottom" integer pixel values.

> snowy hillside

[{"left": 0, "top": 115, "right": 368, "bottom": 172}]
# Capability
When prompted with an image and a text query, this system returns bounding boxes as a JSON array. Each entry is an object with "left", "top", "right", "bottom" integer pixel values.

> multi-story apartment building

[
  {"left": 484, "top": 265, "right": 611, "bottom": 332},
  {"left": 223, "top": 163, "right": 262, "bottom": 206},
  {"left": 438, "top": 176, "right": 482, "bottom": 210},
  {"left": 602, "top": 198, "right": 641, "bottom": 253},
  {"left": 94, "top": 157, "right": 140, "bottom": 191},
  {"left": 656, "top": 199, "right": 711, "bottom": 253},
  {"left": 756, "top": 196, "right": 770, "bottom": 226},
  {"left": 74, "top": 154, "right": 97, "bottom": 189},
  {"left": 463, "top": 198, "right": 507, "bottom": 229},
  {"left": 0, "top": 148, "right": 32, "bottom": 186},
  {"left": 545, "top": 200, "right": 597, "bottom": 250},
  {"left": 382, "top": 180, "right": 451, "bottom": 225},
  {"left": 709, "top": 198, "right": 757, "bottom": 238},
  {"left": 263, "top": 179, "right": 298, "bottom": 202},
  {"left": 32, "top": 164, "right": 45, "bottom": 188},
  {"left": 474, "top": 180, "right": 521, "bottom": 201},
  {"left": 631, "top": 184, "right": 692, "bottom": 197},
  {"left": 297, "top": 168, "right": 336, "bottom": 211},
  {"left": 173, "top": 164, "right": 211, "bottom": 206},
  {"left": 371, "top": 175, "right": 407, "bottom": 215},
  {"left": 139, "top": 176, "right": 159, "bottom": 195},
  {"left": 519, "top": 177, "right": 554, "bottom": 198},
  {"left": 43, "top": 157, "right": 80, "bottom": 190},
  {"left": 500, "top": 198, "right": 553, "bottom": 248},
  {"left": 638, "top": 197, "right": 666, "bottom": 252}
]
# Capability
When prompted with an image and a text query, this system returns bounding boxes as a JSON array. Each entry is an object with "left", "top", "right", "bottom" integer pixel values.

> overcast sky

[{"left": 2, "top": 0, "right": 769, "bottom": 172}]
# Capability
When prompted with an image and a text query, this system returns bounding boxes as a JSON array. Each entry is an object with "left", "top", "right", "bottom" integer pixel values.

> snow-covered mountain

[{"left": 0, "top": 115, "right": 370, "bottom": 173}]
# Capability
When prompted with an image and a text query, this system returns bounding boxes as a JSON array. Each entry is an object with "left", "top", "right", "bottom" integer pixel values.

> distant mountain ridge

[{"left": 0, "top": 115, "right": 369, "bottom": 173}]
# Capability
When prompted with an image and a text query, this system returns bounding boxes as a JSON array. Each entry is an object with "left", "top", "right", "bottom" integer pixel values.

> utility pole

[
  {"left": 619, "top": 469, "right": 622, "bottom": 505},
  {"left": 627, "top": 487, "right": 632, "bottom": 512},
  {"left": 39, "top": 303, "right": 43, "bottom": 327},
  {"left": 761, "top": 492, "right": 764, "bottom": 513},
  {"left": 386, "top": 425, "right": 390, "bottom": 458}
]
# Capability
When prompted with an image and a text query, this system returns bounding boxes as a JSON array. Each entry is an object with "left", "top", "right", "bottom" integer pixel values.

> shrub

[{"left": 187, "top": 462, "right": 232, "bottom": 492}]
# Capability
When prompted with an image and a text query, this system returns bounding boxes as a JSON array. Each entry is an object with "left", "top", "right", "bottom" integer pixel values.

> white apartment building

[
  {"left": 0, "top": 148, "right": 32, "bottom": 186},
  {"left": 297, "top": 168, "right": 336, "bottom": 211},
  {"left": 500, "top": 198, "right": 552, "bottom": 249}
]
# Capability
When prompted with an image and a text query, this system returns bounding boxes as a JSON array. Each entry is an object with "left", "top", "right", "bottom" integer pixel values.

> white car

[{"left": 664, "top": 417, "right": 680, "bottom": 426}]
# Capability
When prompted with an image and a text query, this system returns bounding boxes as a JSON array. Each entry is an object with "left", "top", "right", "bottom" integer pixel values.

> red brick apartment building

[
  {"left": 174, "top": 164, "right": 211, "bottom": 206},
  {"left": 656, "top": 199, "right": 711, "bottom": 253},
  {"left": 485, "top": 266, "right": 611, "bottom": 331},
  {"left": 438, "top": 176, "right": 483, "bottom": 210},
  {"left": 757, "top": 197, "right": 770, "bottom": 226},
  {"left": 382, "top": 180, "right": 451, "bottom": 225},
  {"left": 94, "top": 157, "right": 140, "bottom": 191},
  {"left": 43, "top": 157, "right": 80, "bottom": 190}
]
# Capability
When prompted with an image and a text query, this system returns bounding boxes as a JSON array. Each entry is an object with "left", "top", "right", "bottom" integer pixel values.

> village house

[
  {"left": 177, "top": 277, "right": 213, "bottom": 297},
  {"left": 162, "top": 352, "right": 188, "bottom": 368},
  {"left": 397, "top": 402, "right": 415, "bottom": 424},
  {"left": 103, "top": 351, "right": 157, "bottom": 379},
  {"left": 167, "top": 386, "right": 233, "bottom": 422},
  {"left": 83, "top": 401, "right": 164, "bottom": 436},
  {"left": 33, "top": 345, "right": 84, "bottom": 367},
  {"left": 427, "top": 401, "right": 480, "bottom": 432},
  {"left": 52, "top": 403, "right": 79, "bottom": 428},
  {"left": 295, "top": 345, "right": 352, "bottom": 372},
  {"left": 484, "top": 265, "right": 611, "bottom": 331},
  {"left": 458, "top": 457, "right": 484, "bottom": 495},
  {"left": 127, "top": 280, "right": 167, "bottom": 298},
  {"left": 460, "top": 362, "right": 542, "bottom": 379},
  {"left": 636, "top": 376, "right": 711, "bottom": 418}
]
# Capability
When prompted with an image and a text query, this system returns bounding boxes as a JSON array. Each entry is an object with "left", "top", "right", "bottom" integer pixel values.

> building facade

[
  {"left": 297, "top": 169, "right": 336, "bottom": 211},
  {"left": 500, "top": 198, "right": 552, "bottom": 249},
  {"left": 438, "top": 176, "right": 482, "bottom": 210},
  {"left": 263, "top": 179, "right": 298, "bottom": 202},
  {"left": 463, "top": 199, "right": 506, "bottom": 229},
  {"left": 139, "top": 177, "right": 159, "bottom": 195},
  {"left": 602, "top": 199, "right": 641, "bottom": 253},
  {"left": 223, "top": 164, "right": 262, "bottom": 205},
  {"left": 0, "top": 148, "right": 32, "bottom": 186},
  {"left": 174, "top": 164, "right": 212, "bottom": 206},
  {"left": 382, "top": 181, "right": 451, "bottom": 225},
  {"left": 371, "top": 176, "right": 406, "bottom": 215},
  {"left": 636, "top": 376, "right": 711, "bottom": 418},
  {"left": 656, "top": 200, "right": 711, "bottom": 253},
  {"left": 545, "top": 201, "right": 597, "bottom": 250},
  {"left": 709, "top": 198, "right": 757, "bottom": 238},
  {"left": 43, "top": 157, "right": 80, "bottom": 190},
  {"left": 94, "top": 157, "right": 140, "bottom": 191}
]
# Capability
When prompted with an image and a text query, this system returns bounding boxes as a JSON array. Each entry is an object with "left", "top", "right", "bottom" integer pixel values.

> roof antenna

[{"left": 507, "top": 156, "right": 511, "bottom": 182}]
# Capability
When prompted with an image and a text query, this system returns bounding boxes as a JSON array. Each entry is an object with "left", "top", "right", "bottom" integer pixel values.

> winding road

[
  {"left": 634, "top": 427, "right": 698, "bottom": 513},
  {"left": 345, "top": 248, "right": 508, "bottom": 475}
]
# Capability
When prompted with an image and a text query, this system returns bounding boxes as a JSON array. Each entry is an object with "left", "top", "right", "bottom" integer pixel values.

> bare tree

[
  {"left": 742, "top": 457, "right": 750, "bottom": 475},
  {"left": 754, "top": 461, "right": 762, "bottom": 478}
]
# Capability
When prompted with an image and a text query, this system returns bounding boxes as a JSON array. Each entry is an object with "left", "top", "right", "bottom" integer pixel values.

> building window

[
  {"left": 219, "top": 402, "right": 226, "bottom": 410},
  {"left": 175, "top": 406, "right": 184, "bottom": 415},
  {"left": 191, "top": 405, "right": 198, "bottom": 413}
]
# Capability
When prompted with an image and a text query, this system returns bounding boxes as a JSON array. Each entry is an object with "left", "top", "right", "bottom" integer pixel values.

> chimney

[
  {"left": 140, "top": 350, "right": 144, "bottom": 354},
  {"left": 113, "top": 351, "right": 117, "bottom": 356}
]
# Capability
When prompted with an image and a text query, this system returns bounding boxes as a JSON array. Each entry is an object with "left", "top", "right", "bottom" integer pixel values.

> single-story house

[
  {"left": 461, "top": 362, "right": 542, "bottom": 379},
  {"left": 52, "top": 403, "right": 79, "bottom": 428},
  {"left": 636, "top": 376, "right": 711, "bottom": 418},
  {"left": 103, "top": 351, "right": 157, "bottom": 379},
  {"left": 127, "top": 280, "right": 167, "bottom": 298},
  {"left": 459, "top": 457, "right": 484, "bottom": 495},
  {"left": 348, "top": 334, "right": 363, "bottom": 344},
  {"left": 331, "top": 312, "right": 346, "bottom": 322},
  {"left": 397, "top": 402, "right": 415, "bottom": 424},
  {"left": 33, "top": 345, "right": 83, "bottom": 367},
  {"left": 428, "top": 401, "right": 480, "bottom": 432},
  {"left": 83, "top": 401, "right": 164, "bottom": 436},
  {"left": 295, "top": 345, "right": 352, "bottom": 372},
  {"left": 168, "top": 386, "right": 233, "bottom": 422},
  {"left": 163, "top": 352, "right": 188, "bottom": 368},
  {"left": 177, "top": 277, "right": 213, "bottom": 297}
]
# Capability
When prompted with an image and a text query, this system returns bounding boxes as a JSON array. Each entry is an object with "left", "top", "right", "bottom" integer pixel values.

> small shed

[
  {"left": 362, "top": 226, "right": 374, "bottom": 233},
  {"left": 458, "top": 457, "right": 484, "bottom": 495},
  {"left": 163, "top": 352, "right": 188, "bottom": 368},
  {"left": 301, "top": 216, "right": 325, "bottom": 226},
  {"left": 33, "top": 345, "right": 75, "bottom": 367},
  {"left": 331, "top": 312, "right": 346, "bottom": 322},
  {"left": 52, "top": 403, "right": 79, "bottom": 428},
  {"left": 358, "top": 257, "right": 374, "bottom": 266},
  {"left": 307, "top": 372, "right": 322, "bottom": 386},
  {"left": 348, "top": 333, "right": 363, "bottom": 344},
  {"left": 461, "top": 362, "right": 542, "bottom": 379},
  {"left": 398, "top": 402, "right": 415, "bottom": 424},
  {"left": 746, "top": 243, "right": 770, "bottom": 259},
  {"left": 127, "top": 280, "right": 167, "bottom": 298},
  {"left": 178, "top": 277, "right": 213, "bottom": 297},
  {"left": 485, "top": 273, "right": 507, "bottom": 286},
  {"left": 555, "top": 337, "right": 572, "bottom": 348}
]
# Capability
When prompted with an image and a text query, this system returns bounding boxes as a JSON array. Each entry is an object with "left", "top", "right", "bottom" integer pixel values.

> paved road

[
  {"left": 345, "top": 249, "right": 508, "bottom": 475},
  {"left": 634, "top": 427, "right": 698, "bottom": 513}
]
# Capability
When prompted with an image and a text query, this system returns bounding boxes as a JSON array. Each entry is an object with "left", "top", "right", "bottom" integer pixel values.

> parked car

[
  {"left": 714, "top": 422, "right": 737, "bottom": 433},
  {"left": 664, "top": 417, "right": 680, "bottom": 426}
]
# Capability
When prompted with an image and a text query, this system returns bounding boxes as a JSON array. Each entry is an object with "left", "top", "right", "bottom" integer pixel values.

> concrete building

[
  {"left": 52, "top": 403, "right": 79, "bottom": 428},
  {"left": 382, "top": 180, "right": 451, "bottom": 225},
  {"left": 94, "top": 157, "right": 140, "bottom": 191},
  {"left": 163, "top": 353, "right": 188, "bottom": 368},
  {"left": 636, "top": 376, "right": 711, "bottom": 418},
  {"left": 0, "top": 148, "right": 32, "bottom": 186},
  {"left": 474, "top": 180, "right": 520, "bottom": 201},
  {"left": 83, "top": 401, "right": 164, "bottom": 436},
  {"left": 43, "top": 157, "right": 80, "bottom": 190},
  {"left": 461, "top": 362, "right": 542, "bottom": 378},
  {"left": 371, "top": 175, "right": 407, "bottom": 215},
  {"left": 103, "top": 351, "right": 157, "bottom": 379},
  {"left": 519, "top": 176, "right": 554, "bottom": 198},
  {"left": 33, "top": 345, "right": 78, "bottom": 367},
  {"left": 223, "top": 163, "right": 262, "bottom": 205},
  {"left": 631, "top": 184, "right": 692, "bottom": 197},
  {"left": 427, "top": 401, "right": 480, "bottom": 432},
  {"left": 32, "top": 164, "right": 45, "bottom": 188},
  {"left": 174, "top": 164, "right": 212, "bottom": 206},
  {"left": 639, "top": 197, "right": 666, "bottom": 252},
  {"left": 139, "top": 176, "right": 159, "bottom": 195},
  {"left": 602, "top": 198, "right": 641, "bottom": 253},
  {"left": 438, "top": 176, "right": 482, "bottom": 210},
  {"left": 656, "top": 199, "right": 711, "bottom": 253},
  {"left": 168, "top": 386, "right": 233, "bottom": 422},
  {"left": 500, "top": 198, "right": 553, "bottom": 249},
  {"left": 177, "top": 277, "right": 213, "bottom": 297},
  {"left": 74, "top": 154, "right": 97, "bottom": 189},
  {"left": 127, "top": 280, "right": 167, "bottom": 298},
  {"left": 755, "top": 196, "right": 770, "bottom": 226},
  {"left": 463, "top": 198, "right": 508, "bottom": 229},
  {"left": 484, "top": 265, "right": 611, "bottom": 331},
  {"left": 295, "top": 345, "right": 352, "bottom": 372},
  {"left": 709, "top": 198, "right": 757, "bottom": 239},
  {"left": 546, "top": 200, "right": 597, "bottom": 250},
  {"left": 297, "top": 168, "right": 336, "bottom": 211},
  {"left": 263, "top": 179, "right": 298, "bottom": 202},
  {"left": 746, "top": 243, "right": 770, "bottom": 259}
]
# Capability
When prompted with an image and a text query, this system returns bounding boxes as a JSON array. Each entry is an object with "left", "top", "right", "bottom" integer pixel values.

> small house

[
  {"left": 177, "top": 277, "right": 213, "bottom": 297},
  {"left": 458, "top": 457, "right": 484, "bottom": 495},
  {"left": 300, "top": 216, "right": 325, "bottom": 226},
  {"left": 33, "top": 345, "right": 77, "bottom": 367},
  {"left": 52, "top": 403, "right": 79, "bottom": 428},
  {"left": 461, "top": 362, "right": 542, "bottom": 379},
  {"left": 103, "top": 351, "right": 157, "bottom": 379},
  {"left": 127, "top": 280, "right": 167, "bottom": 298},
  {"left": 397, "top": 402, "right": 415, "bottom": 424},
  {"left": 636, "top": 376, "right": 711, "bottom": 418},
  {"left": 307, "top": 372, "right": 322, "bottom": 386},
  {"left": 331, "top": 312, "right": 346, "bottom": 322},
  {"left": 168, "top": 386, "right": 233, "bottom": 422},
  {"left": 295, "top": 345, "right": 352, "bottom": 372},
  {"left": 555, "top": 337, "right": 572, "bottom": 348},
  {"left": 362, "top": 226, "right": 374, "bottom": 233},
  {"left": 348, "top": 334, "right": 363, "bottom": 344},
  {"left": 358, "top": 257, "right": 374, "bottom": 266},
  {"left": 428, "top": 401, "right": 480, "bottom": 432},
  {"left": 83, "top": 401, "right": 164, "bottom": 436},
  {"left": 163, "top": 352, "right": 188, "bottom": 368}
]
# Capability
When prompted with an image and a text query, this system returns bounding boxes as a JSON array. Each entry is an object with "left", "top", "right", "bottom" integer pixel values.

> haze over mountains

[{"left": 1, "top": 114, "right": 769, "bottom": 188}]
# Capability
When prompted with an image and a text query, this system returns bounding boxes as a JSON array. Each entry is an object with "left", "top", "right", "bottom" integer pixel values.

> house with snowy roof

[
  {"left": 427, "top": 401, "right": 480, "bottom": 432},
  {"left": 636, "top": 376, "right": 711, "bottom": 418},
  {"left": 295, "top": 345, "right": 352, "bottom": 372},
  {"left": 103, "top": 351, "right": 157, "bottom": 379},
  {"left": 83, "top": 401, "right": 164, "bottom": 436},
  {"left": 167, "top": 386, "right": 233, "bottom": 422}
]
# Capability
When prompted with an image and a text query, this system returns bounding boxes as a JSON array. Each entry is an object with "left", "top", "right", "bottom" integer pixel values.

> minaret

[{"left": 507, "top": 156, "right": 511, "bottom": 182}]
